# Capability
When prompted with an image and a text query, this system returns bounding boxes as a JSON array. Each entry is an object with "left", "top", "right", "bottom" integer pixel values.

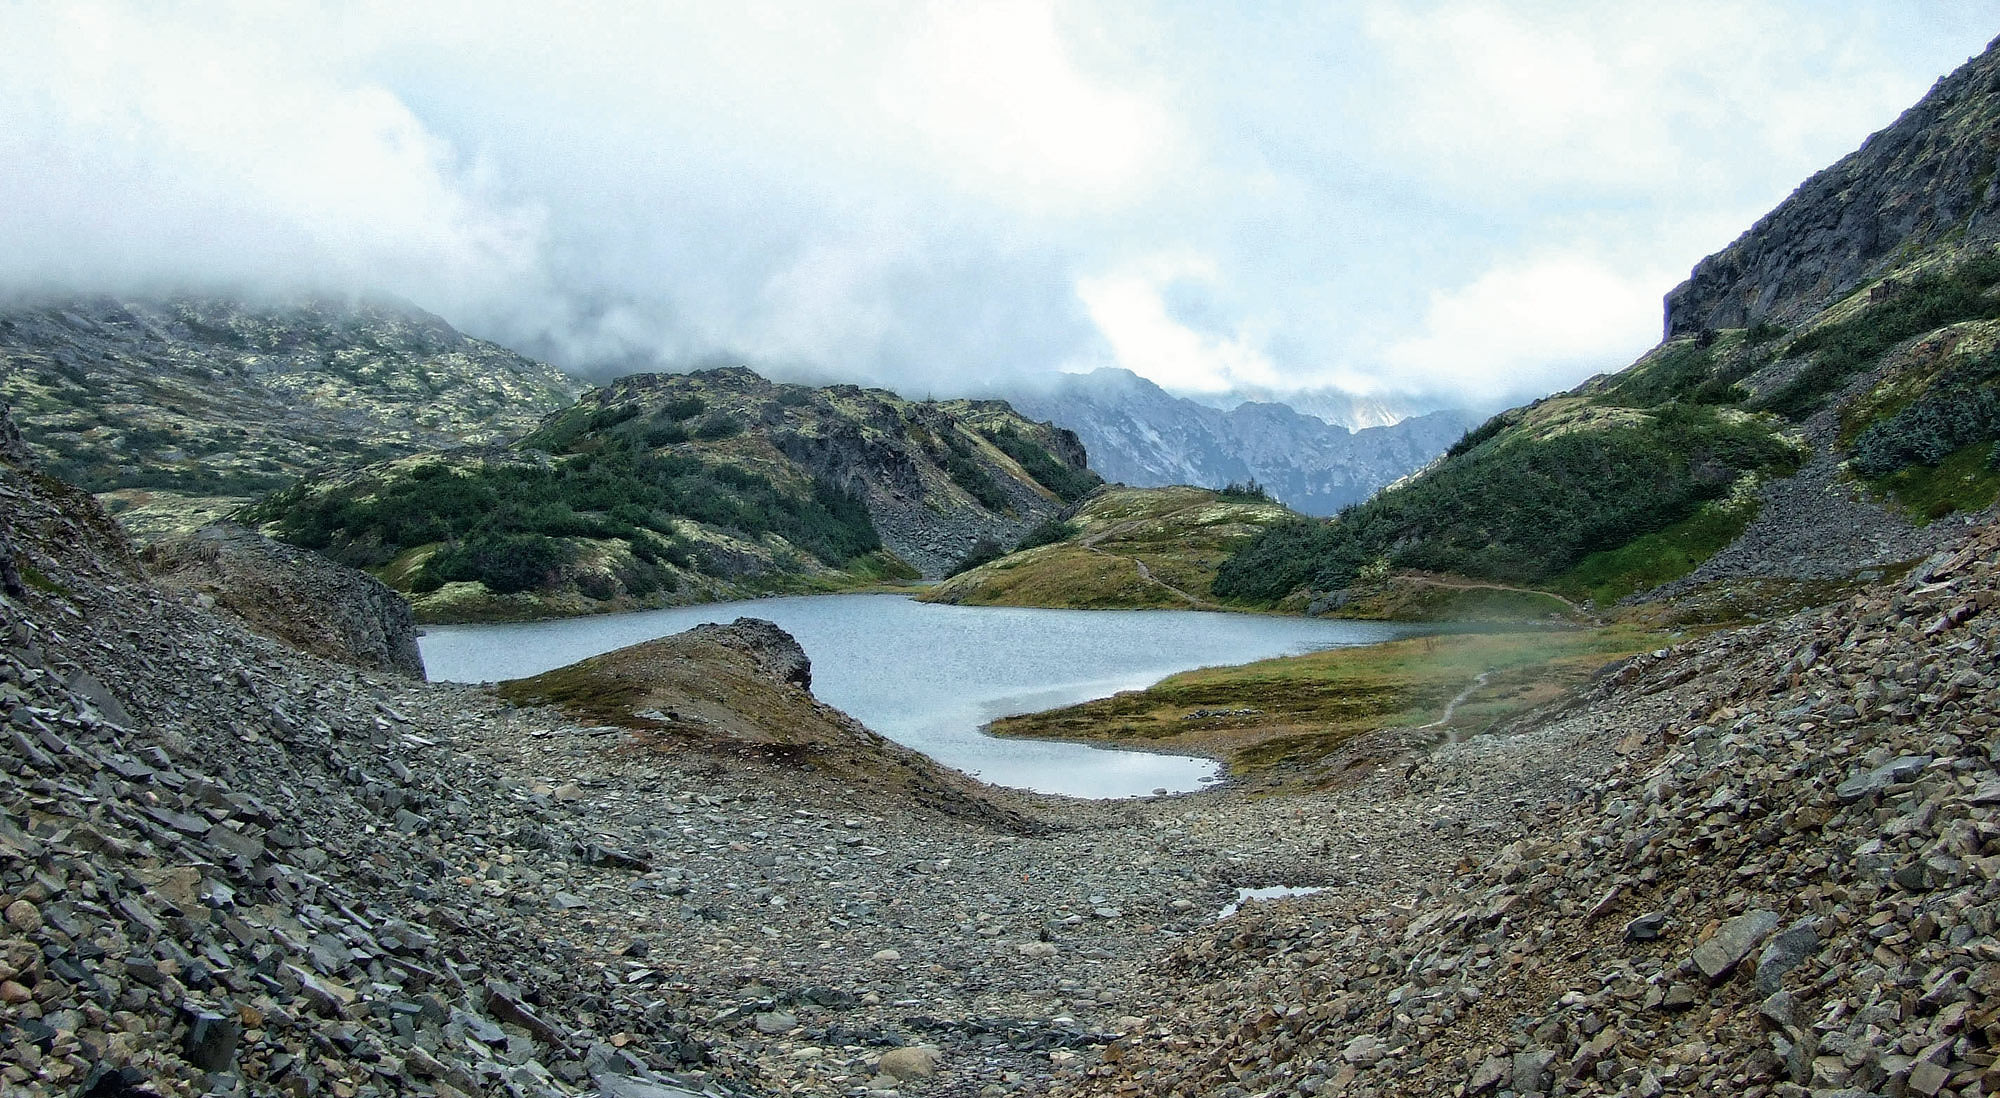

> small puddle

[{"left": 1216, "top": 885, "right": 1325, "bottom": 920}]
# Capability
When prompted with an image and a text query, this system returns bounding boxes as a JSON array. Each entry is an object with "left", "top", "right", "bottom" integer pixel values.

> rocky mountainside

[
  {"left": 1220, "top": 38, "right": 2000, "bottom": 616},
  {"left": 1002, "top": 369, "right": 1472, "bottom": 516},
  {"left": 1058, "top": 522, "right": 2000, "bottom": 1098},
  {"left": 247, "top": 366, "right": 1099, "bottom": 621},
  {"left": 0, "top": 294, "right": 581, "bottom": 540},
  {"left": 1665, "top": 35, "right": 2000, "bottom": 337}
]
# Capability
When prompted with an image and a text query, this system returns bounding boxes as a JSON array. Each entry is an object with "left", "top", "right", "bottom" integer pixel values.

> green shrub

[
  {"left": 420, "top": 533, "right": 571, "bottom": 595},
  {"left": 659, "top": 395, "right": 707, "bottom": 420},
  {"left": 1217, "top": 479, "right": 1271, "bottom": 502},
  {"left": 1015, "top": 518, "right": 1077, "bottom": 551},
  {"left": 692, "top": 415, "right": 742, "bottom": 440},
  {"left": 1215, "top": 405, "right": 1796, "bottom": 603},
  {"left": 949, "top": 537, "right": 1006, "bottom": 576},
  {"left": 939, "top": 433, "right": 1014, "bottom": 513},
  {"left": 980, "top": 426, "right": 1101, "bottom": 503},
  {"left": 1760, "top": 256, "right": 2000, "bottom": 418},
  {"left": 1848, "top": 350, "right": 2000, "bottom": 477},
  {"left": 1445, "top": 413, "right": 1512, "bottom": 458}
]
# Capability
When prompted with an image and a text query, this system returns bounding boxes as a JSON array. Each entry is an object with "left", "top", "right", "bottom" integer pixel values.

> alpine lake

[{"left": 420, "top": 594, "right": 1420, "bottom": 799}]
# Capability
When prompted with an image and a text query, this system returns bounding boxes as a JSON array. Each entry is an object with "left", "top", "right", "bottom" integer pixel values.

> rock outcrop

[
  {"left": 143, "top": 522, "right": 426, "bottom": 678},
  {"left": 1664, "top": 36, "right": 2000, "bottom": 336}
]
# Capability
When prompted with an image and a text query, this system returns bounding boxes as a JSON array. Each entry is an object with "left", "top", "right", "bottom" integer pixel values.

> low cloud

[
  {"left": 1383, "top": 252, "right": 1674, "bottom": 405},
  {"left": 1, "top": 1, "right": 1991, "bottom": 405}
]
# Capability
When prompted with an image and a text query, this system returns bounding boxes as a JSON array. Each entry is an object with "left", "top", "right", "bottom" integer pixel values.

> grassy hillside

[
  {"left": 1218, "top": 247, "right": 2000, "bottom": 612},
  {"left": 919, "top": 484, "right": 1296, "bottom": 609},
  {"left": 248, "top": 366, "right": 1099, "bottom": 621}
]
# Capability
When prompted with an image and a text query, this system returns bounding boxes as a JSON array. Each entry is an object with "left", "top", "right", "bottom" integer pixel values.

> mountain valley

[{"left": 4, "top": 28, "right": 2000, "bottom": 1098}]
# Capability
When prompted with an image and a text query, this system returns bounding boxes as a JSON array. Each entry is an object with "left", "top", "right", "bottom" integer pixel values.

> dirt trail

[{"left": 1394, "top": 572, "right": 1586, "bottom": 612}]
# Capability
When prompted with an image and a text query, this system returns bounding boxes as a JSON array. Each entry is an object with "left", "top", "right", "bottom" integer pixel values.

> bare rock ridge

[
  {"left": 1665, "top": 35, "right": 2000, "bottom": 336},
  {"left": 143, "top": 521, "right": 427, "bottom": 679}
]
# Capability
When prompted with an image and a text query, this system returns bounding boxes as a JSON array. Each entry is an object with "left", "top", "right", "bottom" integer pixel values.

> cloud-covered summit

[{"left": 2, "top": 2, "right": 1992, "bottom": 405}]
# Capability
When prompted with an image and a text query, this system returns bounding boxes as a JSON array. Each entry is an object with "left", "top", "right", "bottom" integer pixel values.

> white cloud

[
  {"left": 1074, "top": 254, "right": 1283, "bottom": 393},
  {"left": 1382, "top": 252, "right": 1672, "bottom": 403},
  {"left": 877, "top": 1, "right": 1178, "bottom": 211},
  {"left": 0, "top": 3, "right": 543, "bottom": 308},
  {"left": 0, "top": 0, "right": 1992, "bottom": 403}
]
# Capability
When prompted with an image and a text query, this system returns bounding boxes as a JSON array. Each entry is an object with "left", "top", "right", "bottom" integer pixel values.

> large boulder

[{"left": 144, "top": 523, "right": 426, "bottom": 678}]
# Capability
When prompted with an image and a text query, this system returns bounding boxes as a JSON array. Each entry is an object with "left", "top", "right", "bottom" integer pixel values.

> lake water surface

[{"left": 420, "top": 594, "right": 1416, "bottom": 799}]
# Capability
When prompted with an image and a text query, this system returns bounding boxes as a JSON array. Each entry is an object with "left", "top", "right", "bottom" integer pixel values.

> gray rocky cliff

[
  {"left": 144, "top": 522, "right": 426, "bottom": 678},
  {"left": 1664, "top": 35, "right": 2000, "bottom": 336}
]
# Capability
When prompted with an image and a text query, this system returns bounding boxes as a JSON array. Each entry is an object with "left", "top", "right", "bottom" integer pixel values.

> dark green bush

[
  {"left": 938, "top": 433, "right": 1014, "bottom": 513},
  {"left": 949, "top": 537, "right": 1006, "bottom": 576},
  {"left": 1215, "top": 406, "right": 1797, "bottom": 602},
  {"left": 659, "top": 395, "right": 707, "bottom": 420},
  {"left": 1445, "top": 413, "right": 1514, "bottom": 458},
  {"left": 692, "top": 415, "right": 742, "bottom": 440},
  {"left": 1760, "top": 256, "right": 2000, "bottom": 418},
  {"left": 421, "top": 532, "right": 570, "bottom": 595},
  {"left": 980, "top": 426, "right": 1101, "bottom": 503},
  {"left": 1217, "top": 479, "right": 1271, "bottom": 502},
  {"left": 1014, "top": 518, "right": 1077, "bottom": 551},
  {"left": 1848, "top": 351, "right": 2000, "bottom": 477}
]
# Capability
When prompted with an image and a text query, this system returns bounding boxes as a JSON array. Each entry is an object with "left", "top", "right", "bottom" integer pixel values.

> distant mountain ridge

[
  {"left": 1187, "top": 384, "right": 1427, "bottom": 430},
  {"left": 1001, "top": 368, "right": 1474, "bottom": 515}
]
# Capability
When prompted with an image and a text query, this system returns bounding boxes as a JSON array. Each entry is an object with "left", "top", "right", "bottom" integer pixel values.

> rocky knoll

[
  {"left": 142, "top": 522, "right": 426, "bottom": 679},
  {"left": 1057, "top": 520, "right": 2000, "bottom": 1098},
  {"left": 1664, "top": 36, "right": 2000, "bottom": 337},
  {"left": 536, "top": 368, "right": 1100, "bottom": 578},
  {"left": 494, "top": 618, "right": 1042, "bottom": 835}
]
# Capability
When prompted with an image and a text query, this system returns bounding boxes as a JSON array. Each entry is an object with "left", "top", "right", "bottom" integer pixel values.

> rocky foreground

[
  {"left": 4, "top": 392, "right": 2000, "bottom": 1098},
  {"left": 1056, "top": 526, "right": 2000, "bottom": 1098}
]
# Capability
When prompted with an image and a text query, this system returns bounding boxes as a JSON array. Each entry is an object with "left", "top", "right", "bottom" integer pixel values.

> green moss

[
  {"left": 1552, "top": 493, "right": 1759, "bottom": 605},
  {"left": 496, "top": 661, "right": 657, "bottom": 728},
  {"left": 17, "top": 560, "right": 67, "bottom": 598},
  {"left": 1865, "top": 441, "right": 2000, "bottom": 524}
]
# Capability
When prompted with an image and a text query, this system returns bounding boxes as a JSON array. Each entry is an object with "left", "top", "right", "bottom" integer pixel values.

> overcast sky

[{"left": 2, "top": 2, "right": 1995, "bottom": 406}]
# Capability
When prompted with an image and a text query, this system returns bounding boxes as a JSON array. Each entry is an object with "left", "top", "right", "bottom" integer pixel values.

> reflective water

[{"left": 420, "top": 594, "right": 1416, "bottom": 799}]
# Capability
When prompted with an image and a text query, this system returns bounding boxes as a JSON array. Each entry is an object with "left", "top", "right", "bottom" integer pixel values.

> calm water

[{"left": 420, "top": 594, "right": 1415, "bottom": 799}]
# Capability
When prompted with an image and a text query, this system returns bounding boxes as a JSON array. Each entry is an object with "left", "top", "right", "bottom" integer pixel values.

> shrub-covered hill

[
  {"left": 920, "top": 484, "right": 1299, "bottom": 610},
  {"left": 0, "top": 294, "right": 581, "bottom": 540},
  {"left": 246, "top": 366, "right": 1101, "bottom": 621},
  {"left": 1219, "top": 38, "right": 2000, "bottom": 613}
]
